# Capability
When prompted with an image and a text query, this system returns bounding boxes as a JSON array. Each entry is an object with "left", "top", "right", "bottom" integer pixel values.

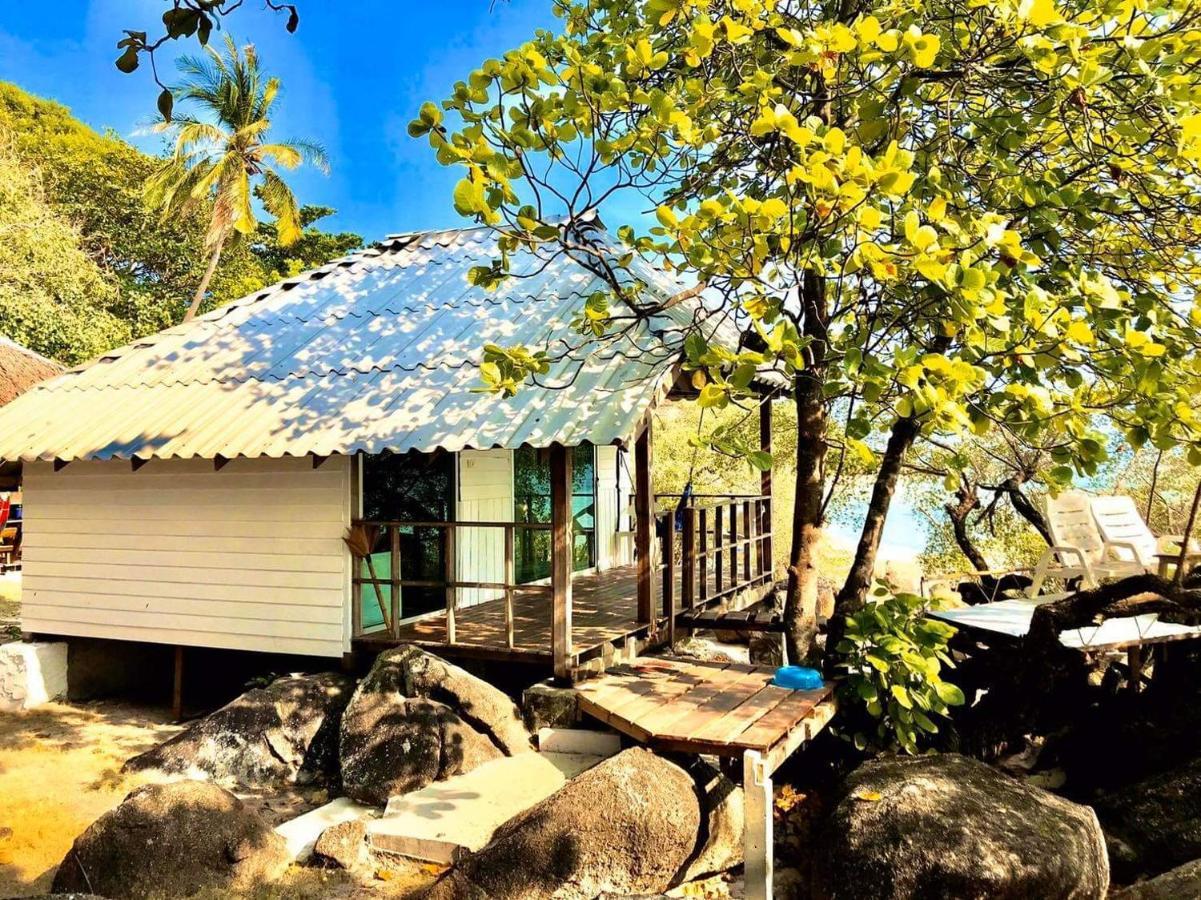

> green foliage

[
  {"left": 835, "top": 586, "right": 964, "bottom": 753},
  {"left": 111, "top": 1, "right": 299, "bottom": 98},
  {"left": 0, "top": 81, "right": 360, "bottom": 360},
  {"left": 417, "top": 0, "right": 1201, "bottom": 489},
  {"left": 0, "top": 149, "right": 130, "bottom": 364}
]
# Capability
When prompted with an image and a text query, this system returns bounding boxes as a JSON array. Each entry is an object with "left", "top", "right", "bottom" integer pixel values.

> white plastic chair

[
  {"left": 1026, "top": 490, "right": 1144, "bottom": 597},
  {"left": 1091, "top": 494, "right": 1197, "bottom": 572}
]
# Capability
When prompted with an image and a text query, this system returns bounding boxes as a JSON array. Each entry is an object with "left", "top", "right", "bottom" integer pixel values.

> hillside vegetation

[{"left": 0, "top": 82, "right": 361, "bottom": 364}]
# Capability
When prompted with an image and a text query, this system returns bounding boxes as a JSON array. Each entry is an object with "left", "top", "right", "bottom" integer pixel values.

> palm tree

[{"left": 145, "top": 36, "right": 328, "bottom": 322}]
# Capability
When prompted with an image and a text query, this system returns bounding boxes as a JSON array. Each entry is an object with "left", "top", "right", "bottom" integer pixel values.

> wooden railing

[
  {"left": 349, "top": 492, "right": 773, "bottom": 656},
  {"left": 349, "top": 519, "right": 551, "bottom": 649},
  {"left": 656, "top": 494, "right": 774, "bottom": 643}
]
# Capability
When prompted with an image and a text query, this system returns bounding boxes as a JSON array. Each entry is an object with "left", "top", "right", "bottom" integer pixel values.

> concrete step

[{"left": 368, "top": 743, "right": 613, "bottom": 863}]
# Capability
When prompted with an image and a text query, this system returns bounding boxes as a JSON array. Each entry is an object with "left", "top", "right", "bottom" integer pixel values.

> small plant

[{"left": 834, "top": 584, "right": 965, "bottom": 754}]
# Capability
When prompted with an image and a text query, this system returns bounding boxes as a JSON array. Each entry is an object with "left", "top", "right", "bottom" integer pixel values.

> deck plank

[{"left": 574, "top": 656, "right": 835, "bottom": 759}]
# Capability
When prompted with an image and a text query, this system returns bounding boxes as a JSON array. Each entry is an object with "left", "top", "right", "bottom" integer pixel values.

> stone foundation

[{"left": 0, "top": 641, "right": 68, "bottom": 711}]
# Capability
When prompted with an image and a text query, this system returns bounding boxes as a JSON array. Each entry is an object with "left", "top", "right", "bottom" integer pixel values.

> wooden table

[
  {"left": 575, "top": 657, "right": 835, "bottom": 900},
  {"left": 1157, "top": 550, "right": 1201, "bottom": 579}
]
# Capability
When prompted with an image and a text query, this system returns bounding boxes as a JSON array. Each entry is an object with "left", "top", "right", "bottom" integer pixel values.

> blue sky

[
  {"left": 0, "top": 0, "right": 559, "bottom": 242},
  {"left": 0, "top": 0, "right": 928, "bottom": 555}
]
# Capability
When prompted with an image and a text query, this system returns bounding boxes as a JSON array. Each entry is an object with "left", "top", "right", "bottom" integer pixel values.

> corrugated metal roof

[{"left": 0, "top": 225, "right": 754, "bottom": 462}]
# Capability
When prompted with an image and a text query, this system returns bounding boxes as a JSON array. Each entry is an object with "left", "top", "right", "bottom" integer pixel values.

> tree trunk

[
  {"left": 945, "top": 481, "right": 989, "bottom": 573},
  {"left": 824, "top": 413, "right": 921, "bottom": 668},
  {"left": 783, "top": 269, "right": 830, "bottom": 665},
  {"left": 784, "top": 371, "right": 827, "bottom": 664},
  {"left": 997, "top": 476, "right": 1053, "bottom": 545},
  {"left": 184, "top": 235, "right": 227, "bottom": 323}
]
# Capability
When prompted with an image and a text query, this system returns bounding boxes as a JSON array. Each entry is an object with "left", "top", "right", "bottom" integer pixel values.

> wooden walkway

[
  {"left": 575, "top": 655, "right": 835, "bottom": 900},
  {"left": 575, "top": 656, "right": 834, "bottom": 764}
]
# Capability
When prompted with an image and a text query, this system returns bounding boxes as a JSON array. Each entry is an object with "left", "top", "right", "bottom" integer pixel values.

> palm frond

[{"left": 259, "top": 168, "right": 302, "bottom": 246}]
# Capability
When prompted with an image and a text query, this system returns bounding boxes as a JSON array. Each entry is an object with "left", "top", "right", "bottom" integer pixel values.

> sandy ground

[
  {"left": 0, "top": 700, "right": 181, "bottom": 895},
  {"left": 0, "top": 700, "right": 438, "bottom": 898}
]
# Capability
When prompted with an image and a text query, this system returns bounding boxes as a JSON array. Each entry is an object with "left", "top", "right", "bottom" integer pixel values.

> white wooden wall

[
  {"left": 21, "top": 456, "right": 350, "bottom": 657},
  {"left": 595, "top": 444, "right": 633, "bottom": 569},
  {"left": 456, "top": 449, "right": 513, "bottom": 607}
]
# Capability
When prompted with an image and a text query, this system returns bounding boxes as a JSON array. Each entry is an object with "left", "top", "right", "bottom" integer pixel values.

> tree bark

[
  {"left": 783, "top": 270, "right": 830, "bottom": 665},
  {"left": 785, "top": 371, "right": 827, "bottom": 664},
  {"left": 184, "top": 234, "right": 227, "bottom": 323},
  {"left": 833, "top": 413, "right": 922, "bottom": 614},
  {"left": 945, "top": 481, "right": 989, "bottom": 573}
]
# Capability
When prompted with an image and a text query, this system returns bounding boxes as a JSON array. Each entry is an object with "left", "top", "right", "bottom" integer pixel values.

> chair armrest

[{"left": 1100, "top": 540, "right": 1142, "bottom": 562}]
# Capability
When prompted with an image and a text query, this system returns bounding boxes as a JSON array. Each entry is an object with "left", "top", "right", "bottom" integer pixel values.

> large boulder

[
  {"left": 812, "top": 753, "right": 1108, "bottom": 900},
  {"left": 124, "top": 671, "right": 354, "bottom": 786},
  {"left": 392, "top": 645, "right": 531, "bottom": 754},
  {"left": 680, "top": 759, "right": 744, "bottom": 882},
  {"left": 340, "top": 645, "right": 530, "bottom": 806},
  {"left": 1093, "top": 756, "right": 1201, "bottom": 882},
  {"left": 1110, "top": 859, "right": 1201, "bottom": 899},
  {"left": 422, "top": 748, "right": 701, "bottom": 899},
  {"left": 341, "top": 695, "right": 502, "bottom": 805},
  {"left": 51, "top": 780, "right": 290, "bottom": 899}
]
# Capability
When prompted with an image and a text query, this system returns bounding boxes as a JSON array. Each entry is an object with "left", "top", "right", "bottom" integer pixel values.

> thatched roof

[{"left": 0, "top": 336, "right": 63, "bottom": 407}]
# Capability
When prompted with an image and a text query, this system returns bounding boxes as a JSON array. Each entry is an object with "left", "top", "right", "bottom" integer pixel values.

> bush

[{"left": 834, "top": 585, "right": 965, "bottom": 754}]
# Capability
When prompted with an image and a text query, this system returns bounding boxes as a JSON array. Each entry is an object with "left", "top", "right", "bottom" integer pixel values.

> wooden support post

[
  {"left": 663, "top": 516, "right": 676, "bottom": 647},
  {"left": 744, "top": 749, "right": 773, "bottom": 900},
  {"left": 760, "top": 398, "right": 773, "bottom": 578},
  {"left": 551, "top": 444, "right": 574, "bottom": 680},
  {"left": 682, "top": 507, "right": 697, "bottom": 611},
  {"left": 729, "top": 502, "right": 739, "bottom": 592},
  {"left": 504, "top": 524, "right": 515, "bottom": 650},
  {"left": 743, "top": 499, "right": 753, "bottom": 585},
  {"left": 715, "top": 505, "right": 724, "bottom": 594},
  {"left": 634, "top": 424, "right": 655, "bottom": 628},
  {"left": 390, "top": 525, "right": 401, "bottom": 638},
  {"left": 699, "top": 508, "right": 709, "bottom": 601},
  {"left": 444, "top": 525, "right": 457, "bottom": 645},
  {"left": 1127, "top": 646, "right": 1144, "bottom": 696},
  {"left": 172, "top": 645, "right": 185, "bottom": 722}
]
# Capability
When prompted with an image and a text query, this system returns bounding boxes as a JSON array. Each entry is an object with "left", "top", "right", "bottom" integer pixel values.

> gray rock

[
  {"left": 1093, "top": 756, "right": 1201, "bottom": 882},
  {"left": 522, "top": 681, "right": 580, "bottom": 731},
  {"left": 313, "top": 818, "right": 371, "bottom": 873},
  {"left": 124, "top": 671, "right": 354, "bottom": 786},
  {"left": 748, "top": 631, "right": 785, "bottom": 667},
  {"left": 681, "top": 759, "right": 743, "bottom": 881},
  {"left": 1110, "top": 858, "right": 1201, "bottom": 899},
  {"left": 341, "top": 694, "right": 502, "bottom": 806},
  {"left": 421, "top": 748, "right": 702, "bottom": 899},
  {"left": 366, "top": 646, "right": 532, "bottom": 754},
  {"left": 813, "top": 753, "right": 1109, "bottom": 900},
  {"left": 50, "top": 780, "right": 289, "bottom": 899}
]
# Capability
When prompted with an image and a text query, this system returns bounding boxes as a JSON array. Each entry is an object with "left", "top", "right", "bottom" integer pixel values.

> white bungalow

[{"left": 0, "top": 224, "right": 778, "bottom": 681}]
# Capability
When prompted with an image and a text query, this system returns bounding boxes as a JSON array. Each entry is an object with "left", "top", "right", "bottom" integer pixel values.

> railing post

[
  {"left": 682, "top": 506, "right": 697, "bottom": 611},
  {"left": 760, "top": 398, "right": 773, "bottom": 580},
  {"left": 714, "top": 505, "right": 724, "bottom": 595},
  {"left": 663, "top": 515, "right": 676, "bottom": 647},
  {"left": 728, "top": 501, "right": 739, "bottom": 592},
  {"left": 743, "top": 499, "right": 753, "bottom": 586},
  {"left": 634, "top": 423, "right": 656, "bottom": 629},
  {"left": 550, "top": 444, "right": 574, "bottom": 680},
  {"left": 444, "top": 524, "right": 456, "bottom": 645},
  {"left": 390, "top": 525, "right": 402, "bottom": 638},
  {"left": 504, "top": 524, "right": 515, "bottom": 650},
  {"left": 699, "top": 507, "right": 709, "bottom": 602}
]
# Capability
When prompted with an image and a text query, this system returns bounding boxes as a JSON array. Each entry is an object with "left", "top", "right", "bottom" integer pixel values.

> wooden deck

[
  {"left": 354, "top": 562, "right": 687, "bottom": 666},
  {"left": 575, "top": 656, "right": 834, "bottom": 765}
]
